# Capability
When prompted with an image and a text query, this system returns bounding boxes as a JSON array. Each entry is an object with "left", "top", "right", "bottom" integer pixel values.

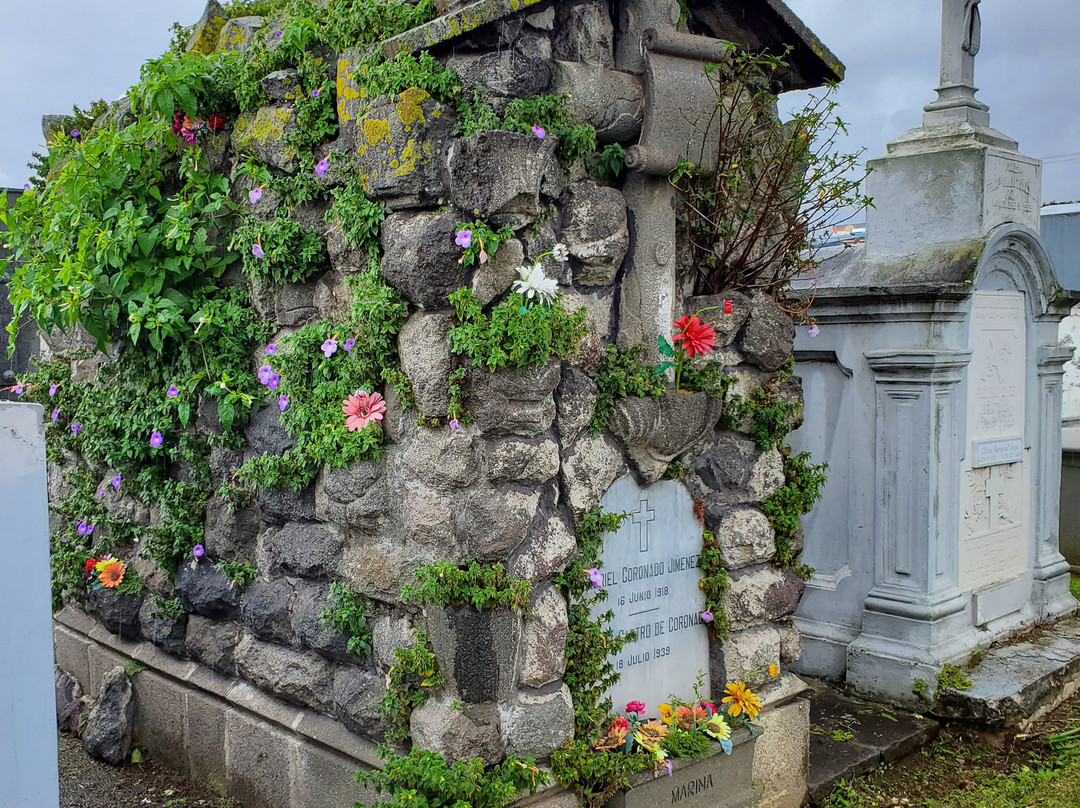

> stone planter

[
  {"left": 425, "top": 605, "right": 521, "bottom": 704},
  {"left": 607, "top": 729, "right": 760, "bottom": 808},
  {"left": 609, "top": 391, "right": 724, "bottom": 481},
  {"left": 88, "top": 588, "right": 143, "bottom": 640}
]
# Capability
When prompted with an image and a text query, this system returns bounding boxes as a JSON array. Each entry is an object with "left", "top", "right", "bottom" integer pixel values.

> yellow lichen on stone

[
  {"left": 234, "top": 107, "right": 293, "bottom": 150},
  {"left": 394, "top": 139, "right": 423, "bottom": 177},
  {"left": 189, "top": 14, "right": 228, "bottom": 54},
  {"left": 396, "top": 87, "right": 430, "bottom": 129},
  {"left": 363, "top": 119, "right": 391, "bottom": 146},
  {"left": 432, "top": 108, "right": 443, "bottom": 119}
]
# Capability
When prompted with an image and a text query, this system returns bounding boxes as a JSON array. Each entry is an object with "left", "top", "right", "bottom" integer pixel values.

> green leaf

[
  {"left": 658, "top": 335, "right": 675, "bottom": 358},
  {"left": 131, "top": 748, "right": 143, "bottom": 764}
]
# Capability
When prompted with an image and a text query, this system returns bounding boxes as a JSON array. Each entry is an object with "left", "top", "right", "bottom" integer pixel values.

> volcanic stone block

[
  {"left": 381, "top": 210, "right": 472, "bottom": 308},
  {"left": 738, "top": 292, "right": 796, "bottom": 372},
  {"left": 448, "top": 131, "right": 556, "bottom": 229},
  {"left": 260, "top": 521, "right": 344, "bottom": 580},
  {"left": 410, "top": 697, "right": 504, "bottom": 766},
  {"left": 467, "top": 362, "right": 562, "bottom": 437},
  {"left": 562, "top": 181, "right": 629, "bottom": 286},
  {"left": 82, "top": 667, "right": 134, "bottom": 765},
  {"left": 519, "top": 585, "right": 569, "bottom": 688},
  {"left": 175, "top": 561, "right": 242, "bottom": 620},
  {"left": 88, "top": 588, "right": 143, "bottom": 640},
  {"left": 426, "top": 606, "right": 521, "bottom": 704},
  {"left": 235, "top": 633, "right": 334, "bottom": 712},
  {"left": 231, "top": 105, "right": 299, "bottom": 173}
]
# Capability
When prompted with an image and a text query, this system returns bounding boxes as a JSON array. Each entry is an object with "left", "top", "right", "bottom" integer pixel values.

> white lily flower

[{"left": 512, "top": 263, "right": 559, "bottom": 304}]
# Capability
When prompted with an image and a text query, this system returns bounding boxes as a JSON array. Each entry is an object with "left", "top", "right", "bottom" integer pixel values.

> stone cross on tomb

[
  {"left": 632, "top": 497, "right": 656, "bottom": 553},
  {"left": 924, "top": 0, "right": 990, "bottom": 126},
  {"left": 983, "top": 465, "right": 1015, "bottom": 531}
]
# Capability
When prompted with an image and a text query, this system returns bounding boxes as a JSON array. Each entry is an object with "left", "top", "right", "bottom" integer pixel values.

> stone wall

[{"left": 43, "top": 2, "right": 817, "bottom": 806}]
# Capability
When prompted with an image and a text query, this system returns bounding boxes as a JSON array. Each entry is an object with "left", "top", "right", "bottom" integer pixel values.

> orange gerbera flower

[
  {"left": 98, "top": 560, "right": 125, "bottom": 589},
  {"left": 722, "top": 682, "right": 762, "bottom": 721}
]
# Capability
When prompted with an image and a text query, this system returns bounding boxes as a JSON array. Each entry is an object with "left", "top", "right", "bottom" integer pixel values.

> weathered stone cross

[
  {"left": 924, "top": 0, "right": 989, "bottom": 126},
  {"left": 632, "top": 497, "right": 656, "bottom": 553}
]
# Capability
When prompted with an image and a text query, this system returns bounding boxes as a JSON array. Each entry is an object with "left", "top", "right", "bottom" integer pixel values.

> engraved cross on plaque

[
  {"left": 632, "top": 497, "right": 655, "bottom": 553},
  {"left": 984, "top": 466, "right": 1010, "bottom": 530}
]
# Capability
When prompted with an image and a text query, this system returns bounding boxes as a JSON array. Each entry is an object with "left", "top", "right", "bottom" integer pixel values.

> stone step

[
  {"left": 806, "top": 681, "right": 939, "bottom": 805},
  {"left": 935, "top": 616, "right": 1080, "bottom": 726}
]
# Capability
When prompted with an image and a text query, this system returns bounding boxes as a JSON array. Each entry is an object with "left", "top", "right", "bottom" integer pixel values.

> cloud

[{"left": 0, "top": 0, "right": 205, "bottom": 185}]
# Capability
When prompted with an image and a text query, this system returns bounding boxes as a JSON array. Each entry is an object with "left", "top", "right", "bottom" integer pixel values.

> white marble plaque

[
  {"left": 594, "top": 475, "right": 710, "bottom": 712},
  {"left": 972, "top": 437, "right": 1023, "bottom": 468},
  {"left": 959, "top": 292, "right": 1029, "bottom": 591},
  {"left": 984, "top": 152, "right": 1041, "bottom": 233}
]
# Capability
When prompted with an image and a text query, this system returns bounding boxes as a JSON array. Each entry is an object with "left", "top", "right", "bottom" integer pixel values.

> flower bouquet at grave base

[{"left": 592, "top": 670, "right": 775, "bottom": 775}]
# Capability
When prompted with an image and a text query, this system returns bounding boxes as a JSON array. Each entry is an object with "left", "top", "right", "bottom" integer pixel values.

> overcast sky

[{"left": 1, "top": 0, "right": 1078, "bottom": 204}]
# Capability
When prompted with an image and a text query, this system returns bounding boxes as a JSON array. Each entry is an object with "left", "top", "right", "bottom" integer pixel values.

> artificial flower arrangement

[
  {"left": 83, "top": 554, "right": 126, "bottom": 590},
  {"left": 657, "top": 306, "right": 726, "bottom": 392},
  {"left": 592, "top": 671, "right": 774, "bottom": 777}
]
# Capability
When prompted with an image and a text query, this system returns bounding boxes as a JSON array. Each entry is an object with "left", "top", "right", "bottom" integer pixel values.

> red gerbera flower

[
  {"left": 207, "top": 114, "right": 227, "bottom": 132},
  {"left": 84, "top": 558, "right": 99, "bottom": 578},
  {"left": 672, "top": 315, "right": 717, "bottom": 359}
]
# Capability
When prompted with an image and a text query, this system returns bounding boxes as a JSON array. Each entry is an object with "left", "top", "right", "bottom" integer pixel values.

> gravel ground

[{"left": 58, "top": 732, "right": 236, "bottom": 808}]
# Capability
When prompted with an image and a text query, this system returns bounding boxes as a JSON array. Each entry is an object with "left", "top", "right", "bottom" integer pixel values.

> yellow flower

[
  {"left": 705, "top": 713, "right": 731, "bottom": 741},
  {"left": 722, "top": 682, "right": 762, "bottom": 721},
  {"left": 634, "top": 721, "right": 669, "bottom": 753},
  {"left": 657, "top": 702, "right": 674, "bottom": 725},
  {"left": 768, "top": 663, "right": 780, "bottom": 678}
]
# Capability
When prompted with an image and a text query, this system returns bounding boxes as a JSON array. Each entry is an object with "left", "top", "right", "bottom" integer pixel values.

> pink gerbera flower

[{"left": 342, "top": 390, "right": 387, "bottom": 432}]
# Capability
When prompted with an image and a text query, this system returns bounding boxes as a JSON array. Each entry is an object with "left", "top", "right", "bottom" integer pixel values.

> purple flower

[
  {"left": 70, "top": 129, "right": 81, "bottom": 138},
  {"left": 315, "top": 159, "right": 330, "bottom": 176},
  {"left": 60, "top": 534, "right": 67, "bottom": 542},
  {"left": 249, "top": 188, "right": 263, "bottom": 205},
  {"left": 23, "top": 182, "right": 30, "bottom": 191},
  {"left": 267, "top": 374, "right": 280, "bottom": 391},
  {"left": 14, "top": 385, "right": 23, "bottom": 395},
  {"left": 273, "top": 29, "right": 283, "bottom": 39},
  {"left": 96, "top": 487, "right": 105, "bottom": 499},
  {"left": 343, "top": 338, "right": 356, "bottom": 353},
  {"left": 531, "top": 124, "right": 546, "bottom": 139},
  {"left": 265, "top": 343, "right": 276, "bottom": 355},
  {"left": 192, "top": 544, "right": 205, "bottom": 559},
  {"left": 150, "top": 431, "right": 163, "bottom": 449},
  {"left": 700, "top": 610, "right": 714, "bottom": 623},
  {"left": 251, "top": 243, "right": 265, "bottom": 259},
  {"left": 311, "top": 89, "right": 320, "bottom": 98},
  {"left": 321, "top": 339, "right": 338, "bottom": 358},
  {"left": 111, "top": 475, "right": 122, "bottom": 491},
  {"left": 455, "top": 230, "right": 472, "bottom": 249},
  {"left": 71, "top": 423, "right": 82, "bottom": 437},
  {"left": 449, "top": 418, "right": 460, "bottom": 431},
  {"left": 665, "top": 760, "right": 673, "bottom": 777},
  {"left": 76, "top": 521, "right": 94, "bottom": 536},
  {"left": 587, "top": 568, "right": 604, "bottom": 588},
  {"left": 278, "top": 394, "right": 290, "bottom": 413},
  {"left": 166, "top": 384, "right": 180, "bottom": 398},
  {"left": 808, "top": 323, "right": 820, "bottom": 338},
  {"left": 479, "top": 248, "right": 488, "bottom": 265},
  {"left": 258, "top": 364, "right": 276, "bottom": 385},
  {"left": 49, "top": 384, "right": 58, "bottom": 397},
  {"left": 51, "top": 408, "right": 59, "bottom": 423}
]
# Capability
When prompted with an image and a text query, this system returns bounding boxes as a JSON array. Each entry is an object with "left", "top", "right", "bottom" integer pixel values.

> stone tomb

[{"left": 594, "top": 475, "right": 710, "bottom": 712}]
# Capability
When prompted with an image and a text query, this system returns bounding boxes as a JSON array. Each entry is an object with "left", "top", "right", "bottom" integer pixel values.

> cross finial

[{"left": 923, "top": 0, "right": 990, "bottom": 127}]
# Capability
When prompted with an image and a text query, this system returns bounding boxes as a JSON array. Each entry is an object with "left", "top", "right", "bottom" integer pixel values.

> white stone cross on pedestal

[
  {"left": 924, "top": 0, "right": 991, "bottom": 127},
  {"left": 632, "top": 497, "right": 655, "bottom": 553}
]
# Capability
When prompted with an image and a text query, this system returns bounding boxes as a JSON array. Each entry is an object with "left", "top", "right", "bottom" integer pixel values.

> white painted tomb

[{"left": 787, "top": 0, "right": 1077, "bottom": 703}]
